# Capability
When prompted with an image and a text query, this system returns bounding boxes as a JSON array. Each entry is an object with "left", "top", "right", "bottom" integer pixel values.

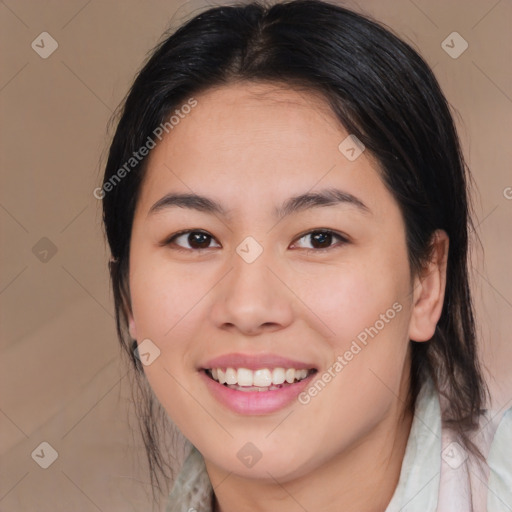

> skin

[{"left": 127, "top": 82, "right": 449, "bottom": 512}]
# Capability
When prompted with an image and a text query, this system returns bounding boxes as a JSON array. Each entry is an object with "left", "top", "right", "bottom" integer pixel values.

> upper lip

[{"left": 200, "top": 353, "right": 317, "bottom": 371}]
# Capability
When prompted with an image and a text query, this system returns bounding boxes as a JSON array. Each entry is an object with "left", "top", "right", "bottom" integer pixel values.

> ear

[
  {"left": 409, "top": 230, "right": 449, "bottom": 342},
  {"left": 128, "top": 311, "right": 137, "bottom": 340}
]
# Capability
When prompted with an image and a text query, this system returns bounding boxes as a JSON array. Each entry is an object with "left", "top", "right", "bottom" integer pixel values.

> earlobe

[
  {"left": 408, "top": 230, "right": 449, "bottom": 342},
  {"left": 128, "top": 313, "right": 137, "bottom": 340}
]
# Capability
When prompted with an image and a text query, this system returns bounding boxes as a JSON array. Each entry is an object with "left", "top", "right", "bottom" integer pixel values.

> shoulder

[
  {"left": 165, "top": 444, "right": 213, "bottom": 512},
  {"left": 486, "top": 405, "right": 512, "bottom": 511},
  {"left": 438, "top": 400, "right": 512, "bottom": 512}
]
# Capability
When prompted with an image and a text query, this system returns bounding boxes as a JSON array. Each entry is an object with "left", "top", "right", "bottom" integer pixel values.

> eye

[
  {"left": 163, "top": 230, "right": 221, "bottom": 251},
  {"left": 291, "top": 229, "right": 349, "bottom": 251},
  {"left": 162, "top": 228, "right": 348, "bottom": 253}
]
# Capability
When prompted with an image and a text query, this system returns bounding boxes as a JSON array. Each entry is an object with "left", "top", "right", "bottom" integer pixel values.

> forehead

[
  {"left": 147, "top": 80, "right": 348, "bottom": 165},
  {"left": 196, "top": 81, "right": 339, "bottom": 118},
  {"left": 137, "top": 81, "right": 390, "bottom": 220}
]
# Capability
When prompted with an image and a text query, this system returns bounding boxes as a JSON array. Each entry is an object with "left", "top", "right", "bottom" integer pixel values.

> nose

[{"left": 210, "top": 249, "right": 294, "bottom": 336}]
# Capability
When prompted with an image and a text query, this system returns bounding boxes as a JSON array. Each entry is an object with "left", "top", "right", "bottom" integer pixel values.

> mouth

[
  {"left": 199, "top": 353, "right": 319, "bottom": 414},
  {"left": 203, "top": 367, "right": 318, "bottom": 392}
]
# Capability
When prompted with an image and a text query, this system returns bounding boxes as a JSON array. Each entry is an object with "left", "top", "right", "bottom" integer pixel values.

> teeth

[
  {"left": 237, "top": 368, "right": 253, "bottom": 386},
  {"left": 225, "top": 368, "right": 237, "bottom": 385},
  {"left": 208, "top": 367, "right": 311, "bottom": 387},
  {"left": 272, "top": 368, "right": 286, "bottom": 385},
  {"left": 253, "top": 369, "right": 272, "bottom": 387},
  {"left": 297, "top": 369, "right": 308, "bottom": 380}
]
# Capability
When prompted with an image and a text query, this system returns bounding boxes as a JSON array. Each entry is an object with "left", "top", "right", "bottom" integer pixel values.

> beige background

[{"left": 1, "top": 0, "right": 511, "bottom": 510}]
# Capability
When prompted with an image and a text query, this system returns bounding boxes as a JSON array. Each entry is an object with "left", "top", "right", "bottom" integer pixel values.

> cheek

[
  {"left": 129, "top": 254, "right": 206, "bottom": 340},
  {"left": 128, "top": 258, "right": 209, "bottom": 426},
  {"left": 291, "top": 256, "right": 409, "bottom": 346},
  {"left": 291, "top": 247, "right": 412, "bottom": 410}
]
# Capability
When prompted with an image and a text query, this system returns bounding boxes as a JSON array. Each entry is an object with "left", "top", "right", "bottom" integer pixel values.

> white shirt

[{"left": 165, "top": 376, "right": 512, "bottom": 511}]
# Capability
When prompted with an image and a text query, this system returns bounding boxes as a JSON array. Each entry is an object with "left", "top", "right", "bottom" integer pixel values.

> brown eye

[
  {"left": 166, "top": 230, "right": 221, "bottom": 250},
  {"left": 292, "top": 230, "right": 348, "bottom": 251},
  {"left": 186, "top": 232, "right": 212, "bottom": 249},
  {"left": 310, "top": 231, "right": 333, "bottom": 248}
]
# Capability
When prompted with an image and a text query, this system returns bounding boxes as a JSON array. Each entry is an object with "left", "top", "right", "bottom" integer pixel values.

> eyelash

[{"left": 161, "top": 229, "right": 349, "bottom": 254}]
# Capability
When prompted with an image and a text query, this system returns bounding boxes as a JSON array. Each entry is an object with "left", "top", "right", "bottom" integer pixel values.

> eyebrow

[{"left": 147, "top": 187, "right": 371, "bottom": 219}]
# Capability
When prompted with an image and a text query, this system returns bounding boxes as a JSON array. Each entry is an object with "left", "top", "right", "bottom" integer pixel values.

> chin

[{"left": 204, "top": 443, "right": 315, "bottom": 483}]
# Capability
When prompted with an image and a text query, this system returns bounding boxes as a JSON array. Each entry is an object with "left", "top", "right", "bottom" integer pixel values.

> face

[{"left": 127, "top": 82, "right": 428, "bottom": 482}]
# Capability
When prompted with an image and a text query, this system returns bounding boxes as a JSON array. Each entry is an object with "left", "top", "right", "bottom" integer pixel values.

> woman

[{"left": 100, "top": 1, "right": 511, "bottom": 510}]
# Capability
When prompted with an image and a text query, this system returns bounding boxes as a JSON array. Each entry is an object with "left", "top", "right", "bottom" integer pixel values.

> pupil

[
  {"left": 312, "top": 231, "right": 331, "bottom": 248},
  {"left": 190, "top": 232, "right": 210, "bottom": 248}
]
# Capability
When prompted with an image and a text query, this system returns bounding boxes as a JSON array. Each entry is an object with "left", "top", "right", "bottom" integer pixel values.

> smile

[
  {"left": 200, "top": 366, "right": 318, "bottom": 415},
  {"left": 206, "top": 367, "right": 315, "bottom": 391},
  {"left": 206, "top": 368, "right": 316, "bottom": 392}
]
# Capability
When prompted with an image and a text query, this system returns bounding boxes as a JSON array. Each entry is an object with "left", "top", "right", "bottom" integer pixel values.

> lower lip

[{"left": 200, "top": 370, "right": 315, "bottom": 415}]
